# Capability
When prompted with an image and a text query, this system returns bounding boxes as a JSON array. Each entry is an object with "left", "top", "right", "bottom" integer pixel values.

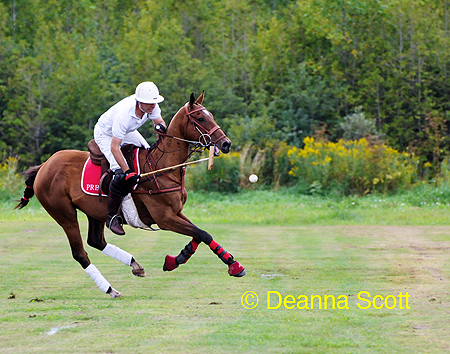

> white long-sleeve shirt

[{"left": 95, "top": 94, "right": 161, "bottom": 139}]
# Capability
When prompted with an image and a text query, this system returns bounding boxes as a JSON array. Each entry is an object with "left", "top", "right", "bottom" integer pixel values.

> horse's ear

[
  {"left": 196, "top": 90, "right": 205, "bottom": 105},
  {"left": 189, "top": 92, "right": 196, "bottom": 108}
]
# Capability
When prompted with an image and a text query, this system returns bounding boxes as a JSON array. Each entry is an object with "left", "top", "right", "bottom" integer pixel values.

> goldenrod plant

[
  {"left": 287, "top": 137, "right": 418, "bottom": 195},
  {"left": 0, "top": 157, "right": 21, "bottom": 203}
]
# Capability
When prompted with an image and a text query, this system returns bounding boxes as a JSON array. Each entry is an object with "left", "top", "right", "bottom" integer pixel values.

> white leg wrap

[
  {"left": 102, "top": 243, "right": 133, "bottom": 266},
  {"left": 85, "top": 264, "right": 111, "bottom": 293}
]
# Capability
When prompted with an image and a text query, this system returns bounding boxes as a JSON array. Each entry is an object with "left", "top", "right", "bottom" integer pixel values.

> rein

[{"left": 132, "top": 149, "right": 187, "bottom": 196}]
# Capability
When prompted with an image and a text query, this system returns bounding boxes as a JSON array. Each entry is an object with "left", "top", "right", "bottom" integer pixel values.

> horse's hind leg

[
  {"left": 86, "top": 216, "right": 146, "bottom": 277},
  {"left": 160, "top": 213, "right": 246, "bottom": 277},
  {"left": 41, "top": 203, "right": 121, "bottom": 297}
]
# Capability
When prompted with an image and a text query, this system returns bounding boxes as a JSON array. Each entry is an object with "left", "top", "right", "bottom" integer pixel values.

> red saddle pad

[{"left": 81, "top": 149, "right": 140, "bottom": 197}]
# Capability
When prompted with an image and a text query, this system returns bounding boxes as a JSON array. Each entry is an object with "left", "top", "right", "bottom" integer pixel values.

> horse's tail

[{"left": 14, "top": 165, "right": 42, "bottom": 210}]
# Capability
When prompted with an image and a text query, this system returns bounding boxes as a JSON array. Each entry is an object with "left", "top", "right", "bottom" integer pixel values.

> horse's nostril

[{"left": 222, "top": 141, "right": 231, "bottom": 153}]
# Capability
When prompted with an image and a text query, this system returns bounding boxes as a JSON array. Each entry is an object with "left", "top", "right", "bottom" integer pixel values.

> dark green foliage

[{"left": 0, "top": 0, "right": 449, "bottom": 179}]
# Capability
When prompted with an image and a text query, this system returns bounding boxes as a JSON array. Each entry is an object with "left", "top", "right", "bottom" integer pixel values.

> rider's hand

[
  {"left": 154, "top": 124, "right": 167, "bottom": 134},
  {"left": 124, "top": 169, "right": 140, "bottom": 185}
]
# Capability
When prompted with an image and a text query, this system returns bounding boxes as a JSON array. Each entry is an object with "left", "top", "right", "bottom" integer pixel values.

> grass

[
  {"left": 184, "top": 188, "right": 450, "bottom": 226},
  {"left": 1, "top": 190, "right": 450, "bottom": 353},
  {"left": 7, "top": 187, "right": 450, "bottom": 225}
]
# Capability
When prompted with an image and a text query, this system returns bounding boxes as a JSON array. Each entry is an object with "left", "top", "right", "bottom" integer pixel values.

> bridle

[
  {"left": 157, "top": 103, "right": 226, "bottom": 149},
  {"left": 183, "top": 103, "right": 226, "bottom": 148}
]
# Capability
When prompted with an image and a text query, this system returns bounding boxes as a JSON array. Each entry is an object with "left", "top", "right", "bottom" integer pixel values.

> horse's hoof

[
  {"left": 228, "top": 261, "right": 246, "bottom": 277},
  {"left": 163, "top": 254, "right": 178, "bottom": 271},
  {"left": 109, "top": 288, "right": 122, "bottom": 298},
  {"left": 131, "top": 261, "right": 146, "bottom": 277}
]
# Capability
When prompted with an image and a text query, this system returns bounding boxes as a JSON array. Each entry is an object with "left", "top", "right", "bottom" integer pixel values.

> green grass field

[{"left": 1, "top": 191, "right": 450, "bottom": 353}]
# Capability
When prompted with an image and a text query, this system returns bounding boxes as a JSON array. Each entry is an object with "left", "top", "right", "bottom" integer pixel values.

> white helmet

[{"left": 135, "top": 82, "right": 164, "bottom": 104}]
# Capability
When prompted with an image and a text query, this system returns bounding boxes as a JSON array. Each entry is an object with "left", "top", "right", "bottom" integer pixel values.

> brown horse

[{"left": 16, "top": 92, "right": 246, "bottom": 298}]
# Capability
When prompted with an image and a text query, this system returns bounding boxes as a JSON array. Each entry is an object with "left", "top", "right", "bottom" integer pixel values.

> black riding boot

[{"left": 106, "top": 191, "right": 125, "bottom": 235}]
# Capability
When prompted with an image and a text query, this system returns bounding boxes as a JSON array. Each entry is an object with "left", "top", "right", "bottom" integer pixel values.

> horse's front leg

[
  {"left": 86, "top": 216, "right": 146, "bottom": 277},
  {"left": 163, "top": 238, "right": 200, "bottom": 271},
  {"left": 159, "top": 212, "right": 246, "bottom": 277}
]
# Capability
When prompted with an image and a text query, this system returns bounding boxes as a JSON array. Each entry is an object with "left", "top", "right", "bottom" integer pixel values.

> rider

[{"left": 94, "top": 81, "right": 167, "bottom": 235}]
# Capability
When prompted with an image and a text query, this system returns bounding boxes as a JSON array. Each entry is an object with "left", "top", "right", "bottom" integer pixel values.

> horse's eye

[{"left": 198, "top": 117, "right": 205, "bottom": 122}]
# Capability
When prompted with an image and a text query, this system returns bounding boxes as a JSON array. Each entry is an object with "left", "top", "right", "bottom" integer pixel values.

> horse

[{"left": 15, "top": 92, "right": 246, "bottom": 298}]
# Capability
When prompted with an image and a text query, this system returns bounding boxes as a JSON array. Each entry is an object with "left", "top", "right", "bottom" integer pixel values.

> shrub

[
  {"left": 274, "top": 141, "right": 296, "bottom": 187},
  {"left": 0, "top": 157, "right": 22, "bottom": 203},
  {"left": 287, "top": 137, "right": 418, "bottom": 195},
  {"left": 339, "top": 106, "right": 379, "bottom": 141},
  {"left": 185, "top": 152, "right": 240, "bottom": 193},
  {"left": 238, "top": 143, "right": 274, "bottom": 188}
]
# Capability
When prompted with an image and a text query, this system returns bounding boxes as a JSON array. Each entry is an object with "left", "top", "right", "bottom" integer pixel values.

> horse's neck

[{"left": 143, "top": 111, "right": 190, "bottom": 170}]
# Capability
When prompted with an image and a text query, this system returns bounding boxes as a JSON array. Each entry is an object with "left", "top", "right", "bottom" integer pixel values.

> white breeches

[{"left": 94, "top": 126, "right": 150, "bottom": 172}]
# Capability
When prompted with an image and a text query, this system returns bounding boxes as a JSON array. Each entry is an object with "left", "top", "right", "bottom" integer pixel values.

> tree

[{"left": 339, "top": 107, "right": 378, "bottom": 141}]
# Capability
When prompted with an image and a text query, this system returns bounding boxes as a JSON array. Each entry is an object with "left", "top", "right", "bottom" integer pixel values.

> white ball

[{"left": 249, "top": 174, "right": 258, "bottom": 183}]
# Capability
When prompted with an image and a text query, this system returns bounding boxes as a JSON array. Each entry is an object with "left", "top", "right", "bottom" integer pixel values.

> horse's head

[{"left": 178, "top": 92, "right": 232, "bottom": 154}]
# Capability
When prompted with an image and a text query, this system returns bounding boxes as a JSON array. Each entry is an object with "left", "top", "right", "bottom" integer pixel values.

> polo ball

[{"left": 249, "top": 174, "right": 258, "bottom": 183}]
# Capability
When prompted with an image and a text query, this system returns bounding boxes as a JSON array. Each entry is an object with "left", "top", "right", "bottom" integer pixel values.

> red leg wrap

[
  {"left": 189, "top": 240, "right": 199, "bottom": 255},
  {"left": 209, "top": 240, "right": 219, "bottom": 250},
  {"left": 209, "top": 240, "right": 233, "bottom": 264}
]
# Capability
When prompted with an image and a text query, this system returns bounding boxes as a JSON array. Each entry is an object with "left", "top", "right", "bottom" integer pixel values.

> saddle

[
  {"left": 86, "top": 139, "right": 138, "bottom": 196},
  {"left": 84, "top": 140, "right": 156, "bottom": 230}
]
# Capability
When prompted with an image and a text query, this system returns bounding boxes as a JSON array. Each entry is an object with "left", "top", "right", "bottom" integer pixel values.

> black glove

[
  {"left": 124, "top": 169, "right": 140, "bottom": 185},
  {"left": 154, "top": 124, "right": 167, "bottom": 134}
]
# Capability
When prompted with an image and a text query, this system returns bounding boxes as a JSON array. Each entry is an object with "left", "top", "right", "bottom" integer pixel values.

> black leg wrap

[
  {"left": 212, "top": 244, "right": 235, "bottom": 265},
  {"left": 175, "top": 242, "right": 196, "bottom": 265},
  {"left": 175, "top": 255, "right": 184, "bottom": 265}
]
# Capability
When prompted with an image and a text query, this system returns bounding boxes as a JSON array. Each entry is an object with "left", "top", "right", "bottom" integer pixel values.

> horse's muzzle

[{"left": 220, "top": 140, "right": 231, "bottom": 154}]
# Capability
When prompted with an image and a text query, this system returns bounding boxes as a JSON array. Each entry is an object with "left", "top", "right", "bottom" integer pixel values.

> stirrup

[{"left": 107, "top": 214, "right": 125, "bottom": 235}]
